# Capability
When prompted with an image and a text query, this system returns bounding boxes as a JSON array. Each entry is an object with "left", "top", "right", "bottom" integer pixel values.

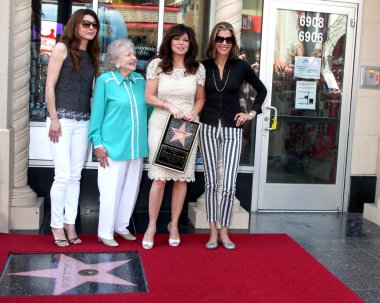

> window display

[
  {"left": 30, "top": 0, "right": 92, "bottom": 122},
  {"left": 29, "top": 0, "right": 263, "bottom": 168},
  {"left": 239, "top": 0, "right": 264, "bottom": 165}
]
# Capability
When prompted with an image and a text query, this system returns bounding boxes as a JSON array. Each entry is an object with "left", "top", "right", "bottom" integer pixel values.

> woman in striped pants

[{"left": 200, "top": 22, "right": 267, "bottom": 250}]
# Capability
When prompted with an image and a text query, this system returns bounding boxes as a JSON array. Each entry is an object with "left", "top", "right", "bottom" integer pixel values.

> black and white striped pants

[{"left": 199, "top": 122, "right": 242, "bottom": 227}]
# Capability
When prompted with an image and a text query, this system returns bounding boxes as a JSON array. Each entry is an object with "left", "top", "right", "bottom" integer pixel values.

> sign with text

[
  {"left": 294, "top": 56, "right": 321, "bottom": 79},
  {"left": 295, "top": 81, "right": 317, "bottom": 110},
  {"left": 153, "top": 115, "right": 200, "bottom": 173}
]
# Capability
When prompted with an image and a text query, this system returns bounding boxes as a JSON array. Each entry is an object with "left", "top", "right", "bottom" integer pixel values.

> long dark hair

[
  {"left": 59, "top": 9, "right": 100, "bottom": 73},
  {"left": 206, "top": 22, "right": 240, "bottom": 60},
  {"left": 158, "top": 24, "right": 199, "bottom": 75}
]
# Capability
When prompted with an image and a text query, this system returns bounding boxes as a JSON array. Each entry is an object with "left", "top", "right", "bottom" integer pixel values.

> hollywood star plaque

[{"left": 153, "top": 115, "right": 200, "bottom": 173}]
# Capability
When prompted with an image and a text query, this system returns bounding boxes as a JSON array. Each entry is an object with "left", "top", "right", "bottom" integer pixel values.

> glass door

[{"left": 253, "top": 0, "right": 357, "bottom": 211}]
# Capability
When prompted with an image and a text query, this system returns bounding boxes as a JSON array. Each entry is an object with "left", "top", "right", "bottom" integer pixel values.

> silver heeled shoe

[
  {"left": 205, "top": 241, "right": 218, "bottom": 250},
  {"left": 98, "top": 237, "right": 119, "bottom": 247},
  {"left": 218, "top": 238, "right": 236, "bottom": 250}
]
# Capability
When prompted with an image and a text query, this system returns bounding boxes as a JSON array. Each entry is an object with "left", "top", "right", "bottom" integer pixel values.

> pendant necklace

[{"left": 213, "top": 66, "right": 230, "bottom": 92}]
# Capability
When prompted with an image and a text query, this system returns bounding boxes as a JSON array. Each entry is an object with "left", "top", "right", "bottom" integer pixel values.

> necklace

[{"left": 213, "top": 67, "right": 230, "bottom": 92}]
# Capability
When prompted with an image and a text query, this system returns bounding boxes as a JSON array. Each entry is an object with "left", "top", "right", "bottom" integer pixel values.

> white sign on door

[
  {"left": 295, "top": 81, "right": 317, "bottom": 110},
  {"left": 294, "top": 56, "right": 321, "bottom": 79}
]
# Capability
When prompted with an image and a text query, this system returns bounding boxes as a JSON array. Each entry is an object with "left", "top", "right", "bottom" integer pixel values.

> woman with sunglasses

[
  {"left": 199, "top": 22, "right": 267, "bottom": 250},
  {"left": 45, "top": 9, "right": 100, "bottom": 247}
]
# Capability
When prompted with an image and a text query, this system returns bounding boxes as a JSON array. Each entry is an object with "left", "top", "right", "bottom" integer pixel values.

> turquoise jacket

[{"left": 88, "top": 70, "right": 149, "bottom": 161}]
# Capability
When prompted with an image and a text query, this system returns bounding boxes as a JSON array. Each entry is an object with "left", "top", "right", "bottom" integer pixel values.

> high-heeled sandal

[
  {"left": 142, "top": 226, "right": 156, "bottom": 249},
  {"left": 52, "top": 228, "right": 69, "bottom": 248},
  {"left": 64, "top": 224, "right": 82, "bottom": 245},
  {"left": 142, "top": 240, "right": 154, "bottom": 249},
  {"left": 68, "top": 237, "right": 82, "bottom": 245},
  {"left": 168, "top": 222, "right": 181, "bottom": 247},
  {"left": 54, "top": 239, "right": 69, "bottom": 248}
]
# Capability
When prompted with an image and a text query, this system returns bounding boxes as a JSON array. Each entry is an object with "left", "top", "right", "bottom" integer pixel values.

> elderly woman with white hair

[{"left": 88, "top": 39, "right": 149, "bottom": 247}]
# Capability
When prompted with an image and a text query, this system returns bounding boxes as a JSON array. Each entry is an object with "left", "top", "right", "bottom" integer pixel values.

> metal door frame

[{"left": 251, "top": 0, "right": 361, "bottom": 212}]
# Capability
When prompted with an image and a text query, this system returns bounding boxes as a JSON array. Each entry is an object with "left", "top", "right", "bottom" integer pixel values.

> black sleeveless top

[{"left": 54, "top": 50, "right": 95, "bottom": 121}]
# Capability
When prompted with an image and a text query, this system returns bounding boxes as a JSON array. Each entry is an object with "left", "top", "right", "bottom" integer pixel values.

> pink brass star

[
  {"left": 11, "top": 254, "right": 136, "bottom": 295},
  {"left": 170, "top": 123, "right": 192, "bottom": 147}
]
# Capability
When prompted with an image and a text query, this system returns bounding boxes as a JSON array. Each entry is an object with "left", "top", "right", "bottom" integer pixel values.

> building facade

[{"left": 1, "top": 0, "right": 380, "bottom": 232}]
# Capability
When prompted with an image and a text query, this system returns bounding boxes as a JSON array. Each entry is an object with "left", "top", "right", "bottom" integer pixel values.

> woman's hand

[
  {"left": 49, "top": 119, "right": 62, "bottom": 143},
  {"left": 235, "top": 111, "right": 256, "bottom": 127},
  {"left": 96, "top": 146, "right": 109, "bottom": 168},
  {"left": 183, "top": 111, "right": 196, "bottom": 122},
  {"left": 166, "top": 103, "right": 184, "bottom": 119}
]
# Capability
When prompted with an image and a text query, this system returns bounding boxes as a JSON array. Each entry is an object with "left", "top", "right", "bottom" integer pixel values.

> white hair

[{"left": 104, "top": 38, "right": 135, "bottom": 71}]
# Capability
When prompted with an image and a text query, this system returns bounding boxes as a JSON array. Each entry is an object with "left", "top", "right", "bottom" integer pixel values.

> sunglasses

[
  {"left": 81, "top": 20, "right": 98, "bottom": 29},
  {"left": 215, "top": 35, "right": 234, "bottom": 45}
]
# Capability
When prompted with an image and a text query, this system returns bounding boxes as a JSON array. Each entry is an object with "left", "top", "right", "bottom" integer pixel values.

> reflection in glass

[
  {"left": 163, "top": 0, "right": 209, "bottom": 58},
  {"left": 30, "top": 0, "right": 92, "bottom": 122},
  {"left": 239, "top": 0, "right": 263, "bottom": 165},
  {"left": 97, "top": 1, "right": 160, "bottom": 76},
  {"left": 268, "top": 10, "right": 347, "bottom": 184}
]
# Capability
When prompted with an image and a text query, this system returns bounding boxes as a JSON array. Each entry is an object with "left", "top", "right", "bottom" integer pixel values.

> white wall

[
  {"left": 351, "top": 0, "right": 380, "bottom": 175},
  {"left": 0, "top": 0, "right": 12, "bottom": 232}
]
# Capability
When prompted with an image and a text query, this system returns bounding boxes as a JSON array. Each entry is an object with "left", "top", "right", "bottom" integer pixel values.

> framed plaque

[{"left": 153, "top": 115, "right": 201, "bottom": 173}]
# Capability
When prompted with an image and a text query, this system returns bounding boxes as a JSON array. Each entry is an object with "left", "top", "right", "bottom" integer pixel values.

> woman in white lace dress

[{"left": 142, "top": 24, "right": 205, "bottom": 249}]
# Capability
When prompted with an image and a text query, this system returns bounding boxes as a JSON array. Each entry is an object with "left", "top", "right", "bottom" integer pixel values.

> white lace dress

[{"left": 147, "top": 58, "right": 206, "bottom": 181}]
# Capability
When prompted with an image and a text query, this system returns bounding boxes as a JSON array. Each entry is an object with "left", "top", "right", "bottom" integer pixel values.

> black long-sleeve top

[{"left": 200, "top": 58, "right": 267, "bottom": 128}]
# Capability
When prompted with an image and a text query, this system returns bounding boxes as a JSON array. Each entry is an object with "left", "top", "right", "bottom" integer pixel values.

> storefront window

[
  {"left": 163, "top": 0, "right": 210, "bottom": 59},
  {"left": 239, "top": 0, "right": 263, "bottom": 165},
  {"left": 29, "top": 0, "right": 261, "bottom": 169},
  {"left": 30, "top": 0, "right": 92, "bottom": 122},
  {"left": 97, "top": 0, "right": 160, "bottom": 75}
]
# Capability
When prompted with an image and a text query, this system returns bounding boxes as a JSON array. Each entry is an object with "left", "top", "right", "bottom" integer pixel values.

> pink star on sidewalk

[
  {"left": 170, "top": 123, "right": 192, "bottom": 147},
  {"left": 11, "top": 254, "right": 136, "bottom": 295}
]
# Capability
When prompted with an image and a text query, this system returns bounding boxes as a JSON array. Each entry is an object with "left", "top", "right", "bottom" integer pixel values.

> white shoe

[
  {"left": 115, "top": 230, "right": 136, "bottom": 241},
  {"left": 142, "top": 227, "right": 156, "bottom": 249},
  {"left": 98, "top": 237, "right": 118, "bottom": 247},
  {"left": 168, "top": 238, "right": 181, "bottom": 247},
  {"left": 142, "top": 240, "right": 154, "bottom": 249},
  {"left": 168, "top": 222, "right": 180, "bottom": 247}
]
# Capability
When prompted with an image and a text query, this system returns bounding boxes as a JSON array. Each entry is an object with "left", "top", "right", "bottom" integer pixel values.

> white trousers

[
  {"left": 97, "top": 157, "right": 143, "bottom": 240},
  {"left": 47, "top": 117, "right": 90, "bottom": 228}
]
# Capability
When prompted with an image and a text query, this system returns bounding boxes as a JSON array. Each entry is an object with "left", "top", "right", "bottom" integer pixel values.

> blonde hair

[{"left": 206, "top": 22, "right": 240, "bottom": 59}]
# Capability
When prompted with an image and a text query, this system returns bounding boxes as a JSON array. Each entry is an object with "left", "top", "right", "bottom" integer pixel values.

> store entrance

[{"left": 253, "top": 0, "right": 357, "bottom": 211}]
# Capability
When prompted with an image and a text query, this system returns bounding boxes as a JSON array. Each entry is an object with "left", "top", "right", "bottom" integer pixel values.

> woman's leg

[
  {"left": 169, "top": 180, "right": 187, "bottom": 241},
  {"left": 199, "top": 123, "right": 219, "bottom": 244},
  {"left": 143, "top": 179, "right": 167, "bottom": 244},
  {"left": 219, "top": 127, "right": 242, "bottom": 244},
  {"left": 98, "top": 158, "right": 126, "bottom": 240},
  {"left": 114, "top": 158, "right": 143, "bottom": 234},
  {"left": 63, "top": 119, "right": 89, "bottom": 243},
  {"left": 47, "top": 118, "right": 73, "bottom": 246}
]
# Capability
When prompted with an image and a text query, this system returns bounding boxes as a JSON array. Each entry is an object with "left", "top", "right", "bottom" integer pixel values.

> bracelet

[{"left": 249, "top": 112, "right": 255, "bottom": 120}]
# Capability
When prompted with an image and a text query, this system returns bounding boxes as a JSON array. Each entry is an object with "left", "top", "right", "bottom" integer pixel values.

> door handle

[{"left": 265, "top": 106, "right": 278, "bottom": 131}]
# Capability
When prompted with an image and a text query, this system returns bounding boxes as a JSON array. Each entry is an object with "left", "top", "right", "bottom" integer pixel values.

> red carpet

[{"left": 0, "top": 233, "right": 363, "bottom": 303}]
